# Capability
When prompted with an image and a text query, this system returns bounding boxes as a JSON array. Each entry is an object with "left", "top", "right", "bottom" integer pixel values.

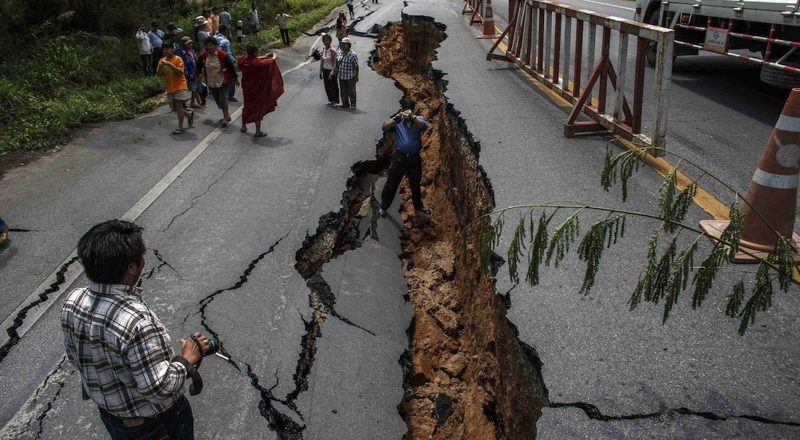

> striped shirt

[
  {"left": 336, "top": 50, "right": 358, "bottom": 80},
  {"left": 61, "top": 282, "right": 187, "bottom": 418}
]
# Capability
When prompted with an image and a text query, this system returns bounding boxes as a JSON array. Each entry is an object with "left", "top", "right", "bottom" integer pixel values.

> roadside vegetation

[{"left": 0, "top": 0, "right": 341, "bottom": 155}]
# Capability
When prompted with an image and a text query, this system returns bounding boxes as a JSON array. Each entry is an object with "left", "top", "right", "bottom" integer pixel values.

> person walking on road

[
  {"left": 135, "top": 25, "right": 153, "bottom": 76},
  {"left": 148, "top": 22, "right": 165, "bottom": 74},
  {"left": 237, "top": 46, "right": 284, "bottom": 137},
  {"left": 319, "top": 33, "right": 339, "bottom": 106},
  {"left": 214, "top": 25, "right": 238, "bottom": 102},
  {"left": 199, "top": 37, "right": 239, "bottom": 127},
  {"left": 275, "top": 10, "right": 292, "bottom": 46},
  {"left": 61, "top": 220, "right": 213, "bottom": 440},
  {"left": 379, "top": 100, "right": 431, "bottom": 217},
  {"left": 220, "top": 5, "right": 233, "bottom": 39},
  {"left": 247, "top": 3, "right": 260, "bottom": 34},
  {"left": 335, "top": 12, "right": 348, "bottom": 42},
  {"left": 176, "top": 36, "right": 203, "bottom": 109},
  {"left": 346, "top": 0, "right": 355, "bottom": 20},
  {"left": 158, "top": 42, "right": 194, "bottom": 134},
  {"left": 336, "top": 38, "right": 358, "bottom": 110}
]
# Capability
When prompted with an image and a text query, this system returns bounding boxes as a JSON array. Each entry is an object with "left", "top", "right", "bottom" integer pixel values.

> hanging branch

[{"left": 465, "top": 143, "right": 798, "bottom": 335}]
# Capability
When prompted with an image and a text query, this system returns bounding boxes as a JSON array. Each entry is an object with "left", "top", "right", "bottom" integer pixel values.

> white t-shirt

[{"left": 136, "top": 30, "right": 152, "bottom": 55}]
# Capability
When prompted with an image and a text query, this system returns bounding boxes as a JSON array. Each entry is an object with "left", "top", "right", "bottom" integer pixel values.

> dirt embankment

[{"left": 372, "top": 16, "right": 548, "bottom": 439}]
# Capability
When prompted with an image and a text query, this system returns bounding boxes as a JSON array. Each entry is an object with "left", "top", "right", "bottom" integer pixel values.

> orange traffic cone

[
  {"left": 481, "top": 0, "right": 498, "bottom": 38},
  {"left": 701, "top": 88, "right": 800, "bottom": 263}
]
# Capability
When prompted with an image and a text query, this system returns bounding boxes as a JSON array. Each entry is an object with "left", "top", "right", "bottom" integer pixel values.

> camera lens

[{"left": 205, "top": 338, "right": 219, "bottom": 356}]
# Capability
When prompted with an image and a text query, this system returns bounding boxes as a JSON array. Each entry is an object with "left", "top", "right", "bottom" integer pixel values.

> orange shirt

[{"left": 161, "top": 55, "right": 188, "bottom": 93}]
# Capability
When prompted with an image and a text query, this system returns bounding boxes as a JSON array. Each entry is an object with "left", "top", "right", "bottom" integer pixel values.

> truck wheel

[{"left": 760, "top": 64, "right": 800, "bottom": 89}]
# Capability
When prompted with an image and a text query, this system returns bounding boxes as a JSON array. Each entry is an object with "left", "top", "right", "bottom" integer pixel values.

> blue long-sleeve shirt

[
  {"left": 383, "top": 116, "right": 429, "bottom": 154},
  {"left": 148, "top": 30, "right": 164, "bottom": 49},
  {"left": 175, "top": 48, "right": 197, "bottom": 78}
]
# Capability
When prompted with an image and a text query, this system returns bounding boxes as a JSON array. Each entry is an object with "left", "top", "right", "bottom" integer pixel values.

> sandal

[
  {"left": 254, "top": 131, "right": 267, "bottom": 138},
  {"left": 172, "top": 128, "right": 185, "bottom": 135}
]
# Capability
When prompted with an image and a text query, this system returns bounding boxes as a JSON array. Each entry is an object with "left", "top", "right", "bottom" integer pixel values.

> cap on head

[
  {"left": 340, "top": 37, "right": 351, "bottom": 45},
  {"left": 195, "top": 16, "right": 207, "bottom": 26},
  {"left": 181, "top": 36, "right": 193, "bottom": 46}
]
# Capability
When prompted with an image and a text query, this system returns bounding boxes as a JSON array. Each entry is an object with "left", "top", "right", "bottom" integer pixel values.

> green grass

[{"left": 0, "top": 0, "right": 342, "bottom": 154}]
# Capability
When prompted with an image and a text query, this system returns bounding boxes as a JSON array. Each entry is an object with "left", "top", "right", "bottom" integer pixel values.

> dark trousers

[
  {"left": 280, "top": 28, "right": 290, "bottom": 46},
  {"left": 339, "top": 78, "right": 356, "bottom": 108},
  {"left": 381, "top": 151, "right": 423, "bottom": 210},
  {"left": 141, "top": 54, "right": 153, "bottom": 76},
  {"left": 322, "top": 68, "right": 339, "bottom": 103},
  {"left": 347, "top": 4, "right": 355, "bottom": 18},
  {"left": 99, "top": 397, "right": 194, "bottom": 440},
  {"left": 152, "top": 47, "right": 163, "bottom": 73}
]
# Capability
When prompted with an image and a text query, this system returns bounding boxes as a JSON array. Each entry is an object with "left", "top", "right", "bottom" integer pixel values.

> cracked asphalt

[
  {"left": 1, "top": 0, "right": 799, "bottom": 438},
  {"left": 0, "top": 2, "right": 410, "bottom": 438},
  {"left": 405, "top": 0, "right": 800, "bottom": 437}
]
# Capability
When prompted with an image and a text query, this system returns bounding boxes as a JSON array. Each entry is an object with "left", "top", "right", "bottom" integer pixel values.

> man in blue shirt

[
  {"left": 379, "top": 100, "right": 431, "bottom": 217},
  {"left": 148, "top": 22, "right": 165, "bottom": 74}
]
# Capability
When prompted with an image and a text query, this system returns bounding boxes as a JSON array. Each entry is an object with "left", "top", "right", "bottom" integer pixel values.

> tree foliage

[{"left": 474, "top": 143, "right": 798, "bottom": 335}]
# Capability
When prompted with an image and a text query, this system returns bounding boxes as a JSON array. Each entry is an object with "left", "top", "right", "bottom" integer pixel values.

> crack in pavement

[
  {"left": 181, "top": 232, "right": 311, "bottom": 439},
  {"left": 33, "top": 371, "right": 73, "bottom": 440},
  {"left": 550, "top": 401, "right": 800, "bottom": 427},
  {"left": 308, "top": 273, "right": 375, "bottom": 336},
  {"left": 162, "top": 153, "right": 243, "bottom": 232},
  {"left": 19, "top": 357, "right": 67, "bottom": 436},
  {"left": 0, "top": 256, "right": 80, "bottom": 364},
  {"left": 187, "top": 232, "right": 290, "bottom": 358},
  {"left": 144, "top": 248, "right": 182, "bottom": 280},
  {"left": 243, "top": 362, "right": 305, "bottom": 440}
]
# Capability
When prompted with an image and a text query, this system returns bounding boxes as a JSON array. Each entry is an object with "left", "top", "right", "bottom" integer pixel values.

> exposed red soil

[{"left": 373, "top": 20, "right": 545, "bottom": 440}]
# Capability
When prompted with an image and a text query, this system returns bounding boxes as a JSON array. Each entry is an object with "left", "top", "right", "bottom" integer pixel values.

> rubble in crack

[{"left": 373, "top": 17, "right": 547, "bottom": 439}]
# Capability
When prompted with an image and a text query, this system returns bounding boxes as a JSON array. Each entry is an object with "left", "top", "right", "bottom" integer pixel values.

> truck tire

[{"left": 760, "top": 64, "right": 800, "bottom": 89}]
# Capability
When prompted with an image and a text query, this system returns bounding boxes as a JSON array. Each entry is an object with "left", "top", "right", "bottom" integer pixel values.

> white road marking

[
  {"left": 571, "top": 0, "right": 636, "bottom": 12},
  {"left": 0, "top": 55, "right": 313, "bottom": 350}
]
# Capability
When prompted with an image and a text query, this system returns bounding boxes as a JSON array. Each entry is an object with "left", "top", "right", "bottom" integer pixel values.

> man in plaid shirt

[
  {"left": 61, "top": 220, "right": 210, "bottom": 439},
  {"left": 336, "top": 37, "right": 359, "bottom": 109}
]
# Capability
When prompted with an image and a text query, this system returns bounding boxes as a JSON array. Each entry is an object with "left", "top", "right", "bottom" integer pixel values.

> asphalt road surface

[{"left": 1, "top": 0, "right": 798, "bottom": 438}]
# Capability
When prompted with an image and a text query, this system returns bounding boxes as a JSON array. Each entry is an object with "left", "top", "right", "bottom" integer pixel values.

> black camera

[
  {"left": 203, "top": 337, "right": 220, "bottom": 357},
  {"left": 186, "top": 336, "right": 220, "bottom": 396}
]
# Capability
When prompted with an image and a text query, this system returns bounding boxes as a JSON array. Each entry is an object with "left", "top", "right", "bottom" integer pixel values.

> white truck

[{"left": 635, "top": 0, "right": 800, "bottom": 87}]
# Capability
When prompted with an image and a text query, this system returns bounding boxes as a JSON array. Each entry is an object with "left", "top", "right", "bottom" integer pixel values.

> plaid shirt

[
  {"left": 336, "top": 50, "right": 359, "bottom": 80},
  {"left": 61, "top": 282, "right": 187, "bottom": 418}
]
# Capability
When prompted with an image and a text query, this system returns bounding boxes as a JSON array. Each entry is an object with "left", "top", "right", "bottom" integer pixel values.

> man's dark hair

[
  {"left": 77, "top": 220, "right": 145, "bottom": 284},
  {"left": 246, "top": 45, "right": 258, "bottom": 56},
  {"left": 163, "top": 40, "right": 175, "bottom": 51},
  {"left": 212, "top": 6, "right": 218, "bottom": 12},
  {"left": 401, "top": 99, "right": 416, "bottom": 111},
  {"left": 206, "top": 36, "right": 218, "bottom": 46},
  {"left": 152, "top": 21, "right": 159, "bottom": 28},
  {"left": 219, "top": 24, "right": 229, "bottom": 33}
]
